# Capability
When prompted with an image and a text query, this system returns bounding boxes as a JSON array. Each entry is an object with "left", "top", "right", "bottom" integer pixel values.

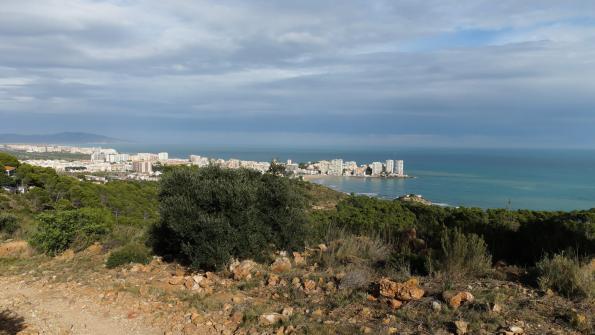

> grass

[{"left": 536, "top": 252, "right": 594, "bottom": 300}]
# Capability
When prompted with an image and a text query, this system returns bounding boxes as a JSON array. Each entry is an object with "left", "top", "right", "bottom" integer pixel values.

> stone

[
  {"left": 291, "top": 277, "right": 301, "bottom": 288},
  {"left": 432, "top": 301, "right": 442, "bottom": 312},
  {"left": 169, "top": 276, "right": 185, "bottom": 285},
  {"left": 184, "top": 277, "right": 194, "bottom": 289},
  {"left": 388, "top": 299, "right": 402, "bottom": 310},
  {"left": 303, "top": 279, "right": 317, "bottom": 293},
  {"left": 230, "top": 260, "right": 257, "bottom": 280},
  {"left": 442, "top": 291, "right": 474, "bottom": 309},
  {"left": 387, "top": 327, "right": 398, "bottom": 334},
  {"left": 454, "top": 320, "right": 468, "bottom": 335},
  {"left": 318, "top": 244, "right": 328, "bottom": 252},
  {"left": 491, "top": 303, "right": 502, "bottom": 313},
  {"left": 378, "top": 277, "right": 424, "bottom": 301},
  {"left": 360, "top": 307, "right": 372, "bottom": 318},
  {"left": 293, "top": 252, "right": 305, "bottom": 266},
  {"left": 361, "top": 326, "right": 373, "bottom": 333},
  {"left": 367, "top": 295, "right": 377, "bottom": 302},
  {"left": 276, "top": 326, "right": 285, "bottom": 335},
  {"left": 271, "top": 257, "right": 292, "bottom": 273},
  {"left": 508, "top": 326, "right": 524, "bottom": 334},
  {"left": 230, "top": 311, "right": 244, "bottom": 324},
  {"left": 281, "top": 307, "right": 294, "bottom": 316},
  {"left": 259, "top": 313, "right": 286, "bottom": 325},
  {"left": 56, "top": 249, "right": 75, "bottom": 261},
  {"left": 312, "top": 308, "right": 324, "bottom": 317},
  {"left": 268, "top": 273, "right": 280, "bottom": 287}
]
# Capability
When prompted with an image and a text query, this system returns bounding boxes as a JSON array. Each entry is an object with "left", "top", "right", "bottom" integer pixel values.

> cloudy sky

[{"left": 1, "top": 1, "right": 595, "bottom": 148}]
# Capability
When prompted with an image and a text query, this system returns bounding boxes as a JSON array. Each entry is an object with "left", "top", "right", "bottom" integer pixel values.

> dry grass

[{"left": 537, "top": 252, "right": 594, "bottom": 300}]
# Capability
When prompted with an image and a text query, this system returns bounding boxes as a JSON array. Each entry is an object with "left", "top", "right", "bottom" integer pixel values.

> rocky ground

[{"left": 0, "top": 241, "right": 592, "bottom": 335}]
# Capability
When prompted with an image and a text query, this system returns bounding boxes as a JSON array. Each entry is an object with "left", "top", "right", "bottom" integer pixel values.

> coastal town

[{"left": 0, "top": 144, "right": 407, "bottom": 183}]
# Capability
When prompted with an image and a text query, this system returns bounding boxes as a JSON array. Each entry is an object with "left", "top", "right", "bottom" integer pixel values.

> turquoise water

[{"left": 110, "top": 145, "right": 595, "bottom": 211}]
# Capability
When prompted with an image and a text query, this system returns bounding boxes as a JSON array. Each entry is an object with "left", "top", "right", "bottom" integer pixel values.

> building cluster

[
  {"left": 296, "top": 159, "right": 406, "bottom": 177},
  {"left": 2, "top": 144, "right": 407, "bottom": 180},
  {"left": 0, "top": 144, "right": 97, "bottom": 155}
]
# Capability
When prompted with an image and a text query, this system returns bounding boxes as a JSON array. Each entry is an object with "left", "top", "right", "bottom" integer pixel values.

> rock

[
  {"left": 268, "top": 273, "right": 280, "bottom": 287},
  {"left": 442, "top": 291, "right": 474, "bottom": 309},
  {"left": 230, "top": 311, "right": 244, "bottom": 323},
  {"left": 259, "top": 313, "right": 286, "bottom": 325},
  {"left": 360, "top": 307, "right": 372, "bottom": 318},
  {"left": 271, "top": 257, "right": 292, "bottom": 273},
  {"left": 318, "top": 244, "right": 328, "bottom": 252},
  {"left": 388, "top": 299, "right": 402, "bottom": 310},
  {"left": 387, "top": 327, "right": 398, "bottom": 334},
  {"left": 491, "top": 303, "right": 502, "bottom": 313},
  {"left": 454, "top": 320, "right": 468, "bottom": 335},
  {"left": 291, "top": 277, "right": 301, "bottom": 288},
  {"left": 303, "top": 279, "right": 317, "bottom": 293},
  {"left": 276, "top": 326, "right": 285, "bottom": 335},
  {"left": 367, "top": 295, "right": 377, "bottom": 302},
  {"left": 325, "top": 281, "right": 336, "bottom": 293},
  {"left": 184, "top": 277, "right": 194, "bottom": 289},
  {"left": 378, "top": 277, "right": 424, "bottom": 301},
  {"left": 169, "top": 276, "right": 185, "bottom": 285},
  {"left": 508, "top": 326, "right": 524, "bottom": 334},
  {"left": 292, "top": 252, "right": 305, "bottom": 266},
  {"left": 432, "top": 301, "right": 442, "bottom": 312},
  {"left": 312, "top": 308, "right": 324, "bottom": 317},
  {"left": 361, "top": 326, "right": 373, "bottom": 333},
  {"left": 230, "top": 260, "right": 257, "bottom": 280},
  {"left": 281, "top": 307, "right": 294, "bottom": 316}
]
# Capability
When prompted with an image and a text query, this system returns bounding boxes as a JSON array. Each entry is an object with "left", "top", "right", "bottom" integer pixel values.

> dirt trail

[{"left": 0, "top": 276, "right": 162, "bottom": 335}]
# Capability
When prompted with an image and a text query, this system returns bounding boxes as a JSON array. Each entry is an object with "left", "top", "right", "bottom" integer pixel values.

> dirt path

[{"left": 0, "top": 277, "right": 163, "bottom": 335}]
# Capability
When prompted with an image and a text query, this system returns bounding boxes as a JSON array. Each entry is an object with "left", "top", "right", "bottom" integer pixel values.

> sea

[{"left": 109, "top": 144, "right": 595, "bottom": 211}]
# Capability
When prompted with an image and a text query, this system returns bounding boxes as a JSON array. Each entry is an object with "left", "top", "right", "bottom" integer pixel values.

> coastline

[{"left": 301, "top": 174, "right": 414, "bottom": 181}]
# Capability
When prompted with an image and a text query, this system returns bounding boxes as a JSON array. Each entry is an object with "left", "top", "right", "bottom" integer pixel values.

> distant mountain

[{"left": 0, "top": 132, "right": 125, "bottom": 144}]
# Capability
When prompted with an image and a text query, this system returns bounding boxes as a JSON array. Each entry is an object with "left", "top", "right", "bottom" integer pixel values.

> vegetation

[
  {"left": 437, "top": 228, "right": 492, "bottom": 281},
  {"left": 150, "top": 165, "right": 308, "bottom": 270},
  {"left": 30, "top": 208, "right": 113, "bottom": 255},
  {"left": 106, "top": 242, "right": 152, "bottom": 268},
  {"left": 0, "top": 214, "right": 19, "bottom": 236},
  {"left": 537, "top": 252, "right": 594, "bottom": 299}
]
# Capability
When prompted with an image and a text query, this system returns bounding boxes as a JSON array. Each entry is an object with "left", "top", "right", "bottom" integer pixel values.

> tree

[
  {"left": 151, "top": 165, "right": 307, "bottom": 270},
  {"left": 267, "top": 160, "right": 286, "bottom": 176},
  {"left": 0, "top": 152, "right": 20, "bottom": 168}
]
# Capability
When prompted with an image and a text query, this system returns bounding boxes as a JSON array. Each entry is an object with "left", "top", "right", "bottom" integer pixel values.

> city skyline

[{"left": 1, "top": 1, "right": 595, "bottom": 148}]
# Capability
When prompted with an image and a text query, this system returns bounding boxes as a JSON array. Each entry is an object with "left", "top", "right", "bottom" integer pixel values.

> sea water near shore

[{"left": 109, "top": 145, "right": 595, "bottom": 211}]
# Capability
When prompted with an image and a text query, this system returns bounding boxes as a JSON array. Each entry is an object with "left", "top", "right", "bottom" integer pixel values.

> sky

[{"left": 1, "top": 1, "right": 595, "bottom": 149}]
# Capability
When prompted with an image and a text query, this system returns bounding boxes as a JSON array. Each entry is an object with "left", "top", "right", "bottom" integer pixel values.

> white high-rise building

[
  {"left": 132, "top": 161, "right": 152, "bottom": 174},
  {"left": 158, "top": 152, "right": 169, "bottom": 161},
  {"left": 385, "top": 160, "right": 394, "bottom": 174},
  {"left": 329, "top": 159, "right": 343, "bottom": 176},
  {"left": 395, "top": 160, "right": 404, "bottom": 176},
  {"left": 371, "top": 162, "right": 383, "bottom": 176}
]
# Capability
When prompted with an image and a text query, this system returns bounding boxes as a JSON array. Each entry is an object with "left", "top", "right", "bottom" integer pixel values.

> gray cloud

[{"left": 0, "top": 1, "right": 594, "bottom": 148}]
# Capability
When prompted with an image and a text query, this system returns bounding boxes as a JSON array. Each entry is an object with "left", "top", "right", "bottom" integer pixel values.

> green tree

[{"left": 151, "top": 165, "right": 307, "bottom": 270}]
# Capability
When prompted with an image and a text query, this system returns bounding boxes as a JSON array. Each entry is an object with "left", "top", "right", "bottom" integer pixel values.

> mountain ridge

[{"left": 0, "top": 132, "right": 125, "bottom": 144}]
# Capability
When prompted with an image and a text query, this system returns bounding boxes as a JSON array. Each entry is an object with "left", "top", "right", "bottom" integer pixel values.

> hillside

[{"left": 0, "top": 154, "right": 593, "bottom": 334}]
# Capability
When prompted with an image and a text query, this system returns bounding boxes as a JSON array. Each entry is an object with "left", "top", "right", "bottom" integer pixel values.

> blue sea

[{"left": 109, "top": 144, "right": 595, "bottom": 211}]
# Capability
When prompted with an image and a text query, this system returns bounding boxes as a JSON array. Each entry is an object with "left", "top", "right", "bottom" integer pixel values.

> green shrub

[
  {"left": 150, "top": 165, "right": 308, "bottom": 270},
  {"left": 438, "top": 228, "right": 492, "bottom": 280},
  {"left": 106, "top": 243, "right": 151, "bottom": 268},
  {"left": 30, "top": 207, "right": 113, "bottom": 255},
  {"left": 0, "top": 214, "right": 19, "bottom": 236},
  {"left": 536, "top": 252, "right": 594, "bottom": 300}
]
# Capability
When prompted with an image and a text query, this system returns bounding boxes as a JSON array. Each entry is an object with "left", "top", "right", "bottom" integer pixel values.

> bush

[
  {"left": 150, "top": 165, "right": 308, "bottom": 270},
  {"left": 30, "top": 208, "right": 113, "bottom": 255},
  {"left": 438, "top": 228, "right": 492, "bottom": 280},
  {"left": 0, "top": 214, "right": 19, "bottom": 236},
  {"left": 321, "top": 228, "right": 390, "bottom": 268},
  {"left": 536, "top": 252, "right": 594, "bottom": 300},
  {"left": 106, "top": 243, "right": 151, "bottom": 268}
]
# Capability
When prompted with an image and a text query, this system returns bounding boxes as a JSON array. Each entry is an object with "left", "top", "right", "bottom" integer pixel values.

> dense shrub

[
  {"left": 151, "top": 165, "right": 308, "bottom": 270},
  {"left": 0, "top": 214, "right": 19, "bottom": 236},
  {"left": 536, "top": 252, "right": 594, "bottom": 300},
  {"left": 437, "top": 228, "right": 492, "bottom": 280},
  {"left": 30, "top": 208, "right": 113, "bottom": 255},
  {"left": 106, "top": 243, "right": 151, "bottom": 268}
]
